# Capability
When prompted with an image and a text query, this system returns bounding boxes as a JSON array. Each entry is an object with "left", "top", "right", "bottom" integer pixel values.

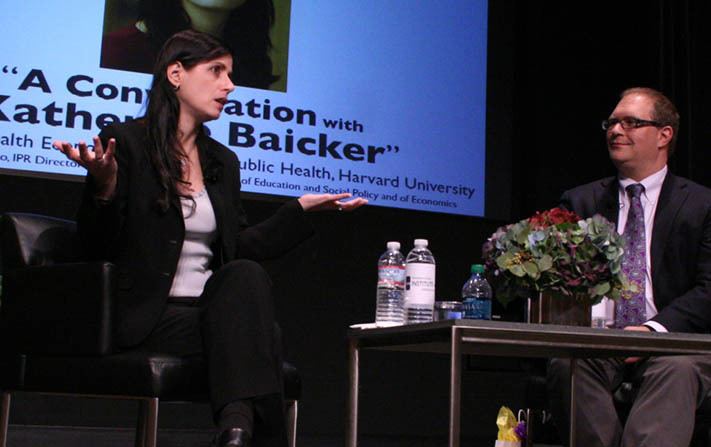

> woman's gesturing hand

[
  {"left": 297, "top": 193, "right": 368, "bottom": 212},
  {"left": 53, "top": 136, "right": 118, "bottom": 199}
]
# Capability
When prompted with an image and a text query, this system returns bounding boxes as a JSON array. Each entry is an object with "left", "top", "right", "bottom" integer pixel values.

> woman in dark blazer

[{"left": 54, "top": 30, "right": 365, "bottom": 447}]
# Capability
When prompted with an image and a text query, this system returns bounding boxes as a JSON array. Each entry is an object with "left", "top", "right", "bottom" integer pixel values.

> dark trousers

[
  {"left": 547, "top": 356, "right": 711, "bottom": 447},
  {"left": 130, "top": 259, "right": 287, "bottom": 446}
]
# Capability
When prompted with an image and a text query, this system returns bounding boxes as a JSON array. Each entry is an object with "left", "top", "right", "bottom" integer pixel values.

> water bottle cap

[
  {"left": 413, "top": 238, "right": 428, "bottom": 247},
  {"left": 386, "top": 241, "right": 401, "bottom": 251},
  {"left": 471, "top": 264, "right": 485, "bottom": 274}
]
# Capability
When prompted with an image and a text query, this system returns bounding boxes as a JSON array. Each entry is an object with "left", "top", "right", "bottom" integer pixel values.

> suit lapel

[
  {"left": 596, "top": 177, "right": 619, "bottom": 226},
  {"left": 651, "top": 173, "right": 688, "bottom": 281},
  {"left": 205, "top": 180, "right": 226, "bottom": 265},
  {"left": 198, "top": 134, "right": 227, "bottom": 263}
]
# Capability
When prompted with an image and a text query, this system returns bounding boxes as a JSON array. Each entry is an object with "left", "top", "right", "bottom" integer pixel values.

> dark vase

[{"left": 526, "top": 291, "right": 592, "bottom": 327}]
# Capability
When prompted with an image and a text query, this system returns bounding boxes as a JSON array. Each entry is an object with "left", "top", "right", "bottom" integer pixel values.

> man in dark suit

[{"left": 547, "top": 87, "right": 711, "bottom": 446}]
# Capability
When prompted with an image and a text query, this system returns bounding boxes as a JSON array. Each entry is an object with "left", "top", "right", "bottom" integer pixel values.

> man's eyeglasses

[{"left": 601, "top": 117, "right": 664, "bottom": 131}]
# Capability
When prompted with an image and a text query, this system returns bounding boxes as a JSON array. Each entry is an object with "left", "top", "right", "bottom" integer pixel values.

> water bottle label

[
  {"left": 378, "top": 265, "right": 405, "bottom": 287},
  {"left": 463, "top": 297, "right": 492, "bottom": 320},
  {"left": 404, "top": 263, "right": 435, "bottom": 305}
]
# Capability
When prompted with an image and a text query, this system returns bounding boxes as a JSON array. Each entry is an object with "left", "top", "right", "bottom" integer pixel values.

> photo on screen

[{"left": 100, "top": 0, "right": 291, "bottom": 92}]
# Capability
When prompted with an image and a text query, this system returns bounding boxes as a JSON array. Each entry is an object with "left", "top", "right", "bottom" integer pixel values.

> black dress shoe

[{"left": 212, "top": 427, "right": 251, "bottom": 447}]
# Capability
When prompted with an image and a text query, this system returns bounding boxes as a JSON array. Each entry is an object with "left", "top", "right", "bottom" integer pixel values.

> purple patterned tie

[{"left": 616, "top": 183, "right": 647, "bottom": 328}]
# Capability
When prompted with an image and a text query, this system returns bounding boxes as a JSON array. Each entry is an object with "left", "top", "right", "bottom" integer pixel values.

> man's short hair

[{"left": 621, "top": 87, "right": 680, "bottom": 155}]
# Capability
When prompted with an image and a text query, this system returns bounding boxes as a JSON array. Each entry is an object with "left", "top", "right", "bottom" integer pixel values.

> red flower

[{"left": 528, "top": 207, "right": 581, "bottom": 229}]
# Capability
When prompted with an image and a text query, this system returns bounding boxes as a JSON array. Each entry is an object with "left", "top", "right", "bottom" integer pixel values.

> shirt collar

[{"left": 618, "top": 165, "right": 667, "bottom": 204}]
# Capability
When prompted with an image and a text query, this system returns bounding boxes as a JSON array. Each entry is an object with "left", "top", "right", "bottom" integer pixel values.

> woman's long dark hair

[
  {"left": 146, "top": 29, "right": 230, "bottom": 212},
  {"left": 139, "top": 0, "right": 277, "bottom": 89}
]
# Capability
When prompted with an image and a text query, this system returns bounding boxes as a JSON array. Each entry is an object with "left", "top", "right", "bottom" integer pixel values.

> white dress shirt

[{"left": 591, "top": 165, "right": 668, "bottom": 332}]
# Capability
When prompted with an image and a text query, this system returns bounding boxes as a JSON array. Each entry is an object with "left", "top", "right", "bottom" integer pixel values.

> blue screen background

[{"left": 0, "top": 0, "right": 488, "bottom": 216}]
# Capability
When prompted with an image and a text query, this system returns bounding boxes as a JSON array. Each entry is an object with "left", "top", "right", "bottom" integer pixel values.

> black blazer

[
  {"left": 78, "top": 120, "right": 314, "bottom": 347},
  {"left": 560, "top": 173, "right": 711, "bottom": 333}
]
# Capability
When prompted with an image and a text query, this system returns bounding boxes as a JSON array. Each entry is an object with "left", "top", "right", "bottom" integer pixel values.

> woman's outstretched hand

[
  {"left": 53, "top": 136, "right": 117, "bottom": 199},
  {"left": 298, "top": 193, "right": 368, "bottom": 212}
]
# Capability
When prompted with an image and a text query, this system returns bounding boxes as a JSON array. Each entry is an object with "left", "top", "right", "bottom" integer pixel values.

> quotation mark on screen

[{"left": 2, "top": 66, "right": 18, "bottom": 75}]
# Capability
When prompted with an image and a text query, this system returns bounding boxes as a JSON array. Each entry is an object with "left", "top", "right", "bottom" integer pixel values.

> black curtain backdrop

[
  {"left": 508, "top": 0, "right": 711, "bottom": 221},
  {"left": 2, "top": 1, "right": 711, "bottom": 444}
]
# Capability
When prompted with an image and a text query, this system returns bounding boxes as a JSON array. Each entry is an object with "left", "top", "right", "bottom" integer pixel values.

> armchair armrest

[{"left": 0, "top": 261, "right": 116, "bottom": 356}]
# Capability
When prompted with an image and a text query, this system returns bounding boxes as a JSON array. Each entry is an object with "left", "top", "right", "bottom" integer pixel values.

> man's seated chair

[
  {"left": 0, "top": 212, "right": 301, "bottom": 447},
  {"left": 522, "top": 358, "right": 711, "bottom": 447}
]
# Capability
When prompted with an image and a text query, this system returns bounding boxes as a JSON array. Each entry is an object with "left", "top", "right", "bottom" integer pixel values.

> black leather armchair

[{"left": 0, "top": 212, "right": 301, "bottom": 447}]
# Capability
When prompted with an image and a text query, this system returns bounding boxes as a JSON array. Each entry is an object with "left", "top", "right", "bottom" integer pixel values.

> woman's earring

[{"left": 173, "top": 84, "right": 180, "bottom": 91}]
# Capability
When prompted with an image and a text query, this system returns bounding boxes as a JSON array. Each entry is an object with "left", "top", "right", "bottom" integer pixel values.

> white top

[
  {"left": 592, "top": 165, "right": 668, "bottom": 331},
  {"left": 168, "top": 188, "right": 218, "bottom": 298}
]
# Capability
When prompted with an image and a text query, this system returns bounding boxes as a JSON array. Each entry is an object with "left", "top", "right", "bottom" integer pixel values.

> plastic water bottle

[
  {"left": 375, "top": 242, "right": 406, "bottom": 325},
  {"left": 404, "top": 239, "right": 436, "bottom": 323},
  {"left": 462, "top": 264, "right": 492, "bottom": 320}
]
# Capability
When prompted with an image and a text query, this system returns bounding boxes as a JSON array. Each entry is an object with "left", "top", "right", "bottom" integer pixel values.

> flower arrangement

[{"left": 482, "top": 207, "right": 634, "bottom": 306}]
